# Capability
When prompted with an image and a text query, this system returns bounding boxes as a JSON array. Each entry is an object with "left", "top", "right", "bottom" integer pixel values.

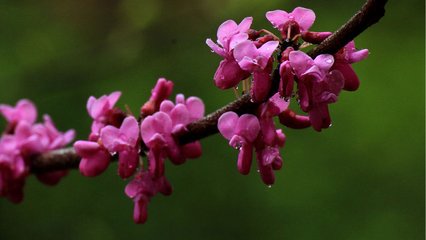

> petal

[
  {"left": 118, "top": 150, "right": 139, "bottom": 179},
  {"left": 218, "top": 112, "right": 238, "bottom": 140},
  {"left": 217, "top": 20, "right": 238, "bottom": 46},
  {"left": 237, "top": 17, "right": 253, "bottom": 33},
  {"left": 140, "top": 112, "right": 172, "bottom": 144},
  {"left": 16, "top": 99, "right": 37, "bottom": 124},
  {"left": 292, "top": 7, "right": 316, "bottom": 31},
  {"left": 233, "top": 40, "right": 258, "bottom": 64},
  {"left": 159, "top": 100, "right": 175, "bottom": 114},
  {"left": 170, "top": 104, "right": 190, "bottom": 126},
  {"left": 120, "top": 116, "right": 139, "bottom": 146},
  {"left": 266, "top": 10, "right": 289, "bottom": 29},
  {"left": 181, "top": 141, "right": 202, "bottom": 159},
  {"left": 100, "top": 125, "right": 121, "bottom": 151},
  {"left": 229, "top": 33, "right": 249, "bottom": 51},
  {"left": 258, "top": 41, "right": 279, "bottom": 60},
  {"left": 206, "top": 38, "right": 226, "bottom": 57},
  {"left": 251, "top": 70, "right": 272, "bottom": 102},
  {"left": 289, "top": 50, "right": 314, "bottom": 77},
  {"left": 237, "top": 142, "right": 253, "bottom": 175},
  {"left": 107, "top": 91, "right": 121, "bottom": 107},
  {"left": 186, "top": 97, "right": 205, "bottom": 120},
  {"left": 314, "top": 54, "right": 334, "bottom": 72},
  {"left": 334, "top": 63, "right": 360, "bottom": 91},
  {"left": 213, "top": 59, "right": 248, "bottom": 89},
  {"left": 349, "top": 49, "right": 369, "bottom": 63},
  {"left": 235, "top": 114, "right": 260, "bottom": 142}
]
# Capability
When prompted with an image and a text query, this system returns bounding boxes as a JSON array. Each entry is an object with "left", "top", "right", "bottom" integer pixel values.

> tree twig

[{"left": 30, "top": 0, "right": 387, "bottom": 174}]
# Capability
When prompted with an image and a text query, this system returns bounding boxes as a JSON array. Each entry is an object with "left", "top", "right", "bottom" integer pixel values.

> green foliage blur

[{"left": 0, "top": 0, "right": 424, "bottom": 239}]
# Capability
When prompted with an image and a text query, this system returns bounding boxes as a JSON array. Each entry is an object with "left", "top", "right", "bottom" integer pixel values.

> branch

[{"left": 30, "top": 0, "right": 387, "bottom": 174}]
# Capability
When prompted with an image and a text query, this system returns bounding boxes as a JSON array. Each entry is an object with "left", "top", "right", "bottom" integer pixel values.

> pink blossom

[
  {"left": 100, "top": 116, "right": 140, "bottom": 179},
  {"left": 206, "top": 17, "right": 253, "bottom": 89},
  {"left": 86, "top": 91, "right": 123, "bottom": 137},
  {"left": 141, "top": 95, "right": 204, "bottom": 176},
  {"left": 0, "top": 99, "right": 37, "bottom": 129},
  {"left": 74, "top": 141, "right": 111, "bottom": 177},
  {"left": 141, "top": 78, "right": 174, "bottom": 117},
  {"left": 289, "top": 50, "right": 344, "bottom": 131},
  {"left": 333, "top": 41, "right": 369, "bottom": 91},
  {"left": 0, "top": 136, "right": 27, "bottom": 203},
  {"left": 279, "top": 109, "right": 311, "bottom": 129},
  {"left": 233, "top": 40, "right": 279, "bottom": 102},
  {"left": 266, "top": 7, "right": 316, "bottom": 39},
  {"left": 218, "top": 112, "right": 260, "bottom": 175},
  {"left": 125, "top": 170, "right": 172, "bottom": 224}
]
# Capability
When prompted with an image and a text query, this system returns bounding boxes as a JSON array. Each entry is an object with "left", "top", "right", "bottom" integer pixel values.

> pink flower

[
  {"left": 233, "top": 40, "right": 279, "bottom": 102},
  {"left": 266, "top": 7, "right": 316, "bottom": 39},
  {"left": 206, "top": 17, "right": 253, "bottom": 89},
  {"left": 0, "top": 99, "right": 37, "bottom": 130},
  {"left": 0, "top": 136, "right": 27, "bottom": 203},
  {"left": 141, "top": 95, "right": 204, "bottom": 176},
  {"left": 333, "top": 41, "right": 369, "bottom": 91},
  {"left": 86, "top": 91, "right": 124, "bottom": 138},
  {"left": 125, "top": 170, "right": 172, "bottom": 224},
  {"left": 141, "top": 78, "right": 174, "bottom": 117},
  {"left": 100, "top": 116, "right": 140, "bottom": 179},
  {"left": 74, "top": 140, "right": 111, "bottom": 177},
  {"left": 288, "top": 50, "right": 344, "bottom": 131},
  {"left": 218, "top": 112, "right": 260, "bottom": 174}
]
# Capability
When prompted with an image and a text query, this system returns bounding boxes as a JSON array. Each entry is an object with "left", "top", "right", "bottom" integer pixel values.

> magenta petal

[
  {"left": 217, "top": 20, "right": 238, "bottom": 46},
  {"left": 260, "top": 118, "right": 276, "bottom": 146},
  {"left": 229, "top": 33, "right": 249, "bottom": 51},
  {"left": 120, "top": 116, "right": 139, "bottom": 146},
  {"left": 279, "top": 61, "right": 294, "bottom": 98},
  {"left": 218, "top": 112, "right": 238, "bottom": 140},
  {"left": 237, "top": 142, "right": 253, "bottom": 175},
  {"left": 314, "top": 54, "right": 334, "bottom": 72},
  {"left": 289, "top": 51, "right": 314, "bottom": 77},
  {"left": 206, "top": 38, "right": 226, "bottom": 57},
  {"left": 133, "top": 200, "right": 148, "bottom": 224},
  {"left": 181, "top": 141, "right": 202, "bottom": 159},
  {"left": 36, "top": 170, "right": 68, "bottom": 186},
  {"left": 349, "top": 49, "right": 369, "bottom": 63},
  {"left": 170, "top": 104, "right": 190, "bottom": 126},
  {"left": 235, "top": 114, "right": 260, "bottom": 142},
  {"left": 107, "top": 91, "right": 122, "bottom": 107},
  {"left": 237, "top": 17, "right": 253, "bottom": 33},
  {"left": 265, "top": 10, "right": 289, "bottom": 29},
  {"left": 251, "top": 70, "right": 272, "bottom": 102},
  {"left": 256, "top": 150, "right": 275, "bottom": 185},
  {"left": 258, "top": 41, "right": 279, "bottom": 61},
  {"left": 334, "top": 63, "right": 360, "bottom": 91},
  {"left": 140, "top": 112, "right": 172, "bottom": 144},
  {"left": 159, "top": 100, "right": 175, "bottom": 114},
  {"left": 118, "top": 150, "right": 139, "bottom": 179},
  {"left": 213, "top": 59, "right": 248, "bottom": 89},
  {"left": 292, "top": 7, "right": 316, "bottom": 31},
  {"left": 100, "top": 125, "right": 121, "bottom": 152},
  {"left": 186, "top": 97, "right": 204, "bottom": 120}
]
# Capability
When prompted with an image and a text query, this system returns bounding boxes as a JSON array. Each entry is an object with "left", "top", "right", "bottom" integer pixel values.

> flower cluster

[
  {"left": 0, "top": 100, "right": 75, "bottom": 202},
  {"left": 209, "top": 7, "right": 368, "bottom": 184},
  {"left": 73, "top": 78, "right": 205, "bottom": 223}
]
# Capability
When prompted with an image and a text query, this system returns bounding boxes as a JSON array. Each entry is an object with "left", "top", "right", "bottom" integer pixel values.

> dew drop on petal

[
  {"left": 329, "top": 123, "right": 333, "bottom": 127},
  {"left": 267, "top": 185, "right": 272, "bottom": 188}
]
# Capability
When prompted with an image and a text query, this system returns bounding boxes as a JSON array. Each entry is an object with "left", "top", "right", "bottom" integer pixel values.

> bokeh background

[{"left": 0, "top": 0, "right": 424, "bottom": 239}]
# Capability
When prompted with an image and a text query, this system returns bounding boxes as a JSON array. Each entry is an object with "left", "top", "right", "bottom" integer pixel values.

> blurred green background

[{"left": 0, "top": 0, "right": 424, "bottom": 239}]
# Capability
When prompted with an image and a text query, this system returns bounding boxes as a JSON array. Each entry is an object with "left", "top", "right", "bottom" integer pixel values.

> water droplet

[
  {"left": 326, "top": 58, "right": 333, "bottom": 64},
  {"left": 235, "top": 86, "right": 239, "bottom": 90},
  {"left": 250, "top": 98, "right": 254, "bottom": 103},
  {"left": 329, "top": 123, "right": 333, "bottom": 127},
  {"left": 256, "top": 169, "right": 260, "bottom": 173},
  {"left": 210, "top": 50, "right": 215, "bottom": 53},
  {"left": 284, "top": 97, "right": 290, "bottom": 102},
  {"left": 267, "top": 185, "right": 272, "bottom": 188}
]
